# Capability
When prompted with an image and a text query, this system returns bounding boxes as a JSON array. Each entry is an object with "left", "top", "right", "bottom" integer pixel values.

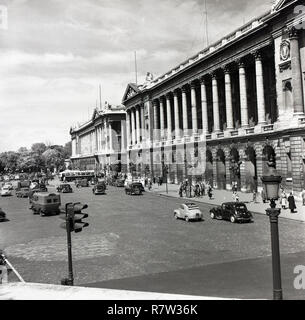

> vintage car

[
  {"left": 16, "top": 187, "right": 30, "bottom": 198},
  {"left": 0, "top": 208, "right": 6, "bottom": 222},
  {"left": 209, "top": 202, "right": 253, "bottom": 223},
  {"left": 29, "top": 192, "right": 61, "bottom": 216},
  {"left": 115, "top": 179, "right": 125, "bottom": 187},
  {"left": 3, "top": 182, "right": 13, "bottom": 190},
  {"left": 75, "top": 179, "right": 89, "bottom": 188},
  {"left": 1, "top": 186, "right": 12, "bottom": 197},
  {"left": 125, "top": 182, "right": 143, "bottom": 195},
  {"left": 39, "top": 183, "right": 48, "bottom": 192},
  {"left": 57, "top": 184, "right": 73, "bottom": 193},
  {"left": 16, "top": 180, "right": 30, "bottom": 190},
  {"left": 92, "top": 182, "right": 106, "bottom": 195},
  {"left": 174, "top": 203, "right": 203, "bottom": 222}
]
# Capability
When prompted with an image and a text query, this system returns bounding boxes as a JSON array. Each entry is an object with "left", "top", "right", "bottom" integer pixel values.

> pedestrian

[
  {"left": 288, "top": 192, "right": 297, "bottom": 213},
  {"left": 178, "top": 183, "right": 183, "bottom": 197},
  {"left": 301, "top": 188, "right": 305, "bottom": 206},
  {"left": 280, "top": 190, "right": 287, "bottom": 209},
  {"left": 252, "top": 190, "right": 257, "bottom": 203},
  {"left": 148, "top": 179, "right": 152, "bottom": 191},
  {"left": 208, "top": 186, "right": 213, "bottom": 200},
  {"left": 261, "top": 188, "right": 266, "bottom": 203}
]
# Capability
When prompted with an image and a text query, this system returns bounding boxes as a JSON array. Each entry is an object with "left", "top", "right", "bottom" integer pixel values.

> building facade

[
  {"left": 70, "top": 104, "right": 127, "bottom": 174},
  {"left": 122, "top": 0, "right": 305, "bottom": 192}
]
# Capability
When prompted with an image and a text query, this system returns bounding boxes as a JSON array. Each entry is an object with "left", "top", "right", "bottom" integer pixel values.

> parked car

[
  {"left": 57, "top": 184, "right": 73, "bottom": 193},
  {"left": 125, "top": 182, "right": 143, "bottom": 195},
  {"left": 174, "top": 203, "right": 203, "bottom": 222},
  {"left": 0, "top": 208, "right": 6, "bottom": 222},
  {"left": 92, "top": 182, "right": 106, "bottom": 195},
  {"left": 210, "top": 202, "right": 253, "bottom": 223},
  {"left": 115, "top": 179, "right": 125, "bottom": 187},
  {"left": 29, "top": 192, "right": 61, "bottom": 216},
  {"left": 3, "top": 182, "right": 13, "bottom": 190},
  {"left": 75, "top": 179, "right": 89, "bottom": 188},
  {"left": 1, "top": 186, "right": 12, "bottom": 197},
  {"left": 16, "top": 187, "right": 30, "bottom": 198}
]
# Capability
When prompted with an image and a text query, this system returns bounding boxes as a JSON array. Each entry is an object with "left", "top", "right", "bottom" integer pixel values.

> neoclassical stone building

[
  {"left": 70, "top": 104, "right": 127, "bottom": 174},
  {"left": 122, "top": 0, "right": 305, "bottom": 192}
]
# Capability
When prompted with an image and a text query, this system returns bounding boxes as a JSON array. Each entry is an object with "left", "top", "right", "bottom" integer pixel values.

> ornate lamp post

[{"left": 261, "top": 174, "right": 283, "bottom": 300}]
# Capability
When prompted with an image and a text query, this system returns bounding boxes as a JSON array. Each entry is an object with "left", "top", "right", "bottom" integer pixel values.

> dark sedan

[
  {"left": 92, "top": 182, "right": 106, "bottom": 195},
  {"left": 210, "top": 202, "right": 253, "bottom": 223},
  {"left": 0, "top": 208, "right": 6, "bottom": 222},
  {"left": 57, "top": 184, "right": 73, "bottom": 193}
]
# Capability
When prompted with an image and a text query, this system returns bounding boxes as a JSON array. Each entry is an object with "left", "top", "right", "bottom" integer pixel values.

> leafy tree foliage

[{"left": 0, "top": 141, "right": 71, "bottom": 173}]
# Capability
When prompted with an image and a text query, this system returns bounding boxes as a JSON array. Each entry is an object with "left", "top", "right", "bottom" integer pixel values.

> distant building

[
  {"left": 70, "top": 104, "right": 127, "bottom": 174},
  {"left": 122, "top": 0, "right": 305, "bottom": 192}
]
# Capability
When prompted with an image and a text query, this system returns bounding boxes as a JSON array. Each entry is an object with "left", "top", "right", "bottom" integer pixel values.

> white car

[
  {"left": 174, "top": 203, "right": 203, "bottom": 222},
  {"left": 1, "top": 187, "right": 12, "bottom": 197}
]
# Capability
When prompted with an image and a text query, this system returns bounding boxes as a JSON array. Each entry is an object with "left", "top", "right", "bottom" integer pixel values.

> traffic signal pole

[
  {"left": 60, "top": 202, "right": 89, "bottom": 286},
  {"left": 66, "top": 205, "right": 74, "bottom": 286}
]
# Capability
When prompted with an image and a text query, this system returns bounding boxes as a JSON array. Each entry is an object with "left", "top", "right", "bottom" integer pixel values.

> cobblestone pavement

[{"left": 1, "top": 182, "right": 305, "bottom": 298}]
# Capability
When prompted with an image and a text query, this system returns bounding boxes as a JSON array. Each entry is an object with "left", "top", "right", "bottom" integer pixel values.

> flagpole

[{"left": 134, "top": 51, "right": 138, "bottom": 85}]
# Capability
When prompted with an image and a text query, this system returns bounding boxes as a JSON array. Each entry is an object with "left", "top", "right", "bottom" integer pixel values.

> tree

[
  {"left": 42, "top": 148, "right": 65, "bottom": 172},
  {"left": 31, "top": 143, "right": 47, "bottom": 155},
  {"left": 63, "top": 141, "right": 72, "bottom": 158}
]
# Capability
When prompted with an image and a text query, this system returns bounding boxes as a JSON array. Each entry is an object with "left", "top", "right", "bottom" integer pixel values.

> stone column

[
  {"left": 182, "top": 87, "right": 188, "bottom": 136},
  {"left": 224, "top": 67, "right": 234, "bottom": 130},
  {"left": 131, "top": 108, "right": 136, "bottom": 146},
  {"left": 141, "top": 104, "right": 145, "bottom": 144},
  {"left": 121, "top": 119, "right": 125, "bottom": 152},
  {"left": 159, "top": 98, "right": 165, "bottom": 140},
  {"left": 136, "top": 105, "right": 141, "bottom": 145},
  {"left": 254, "top": 51, "right": 266, "bottom": 125},
  {"left": 239, "top": 149, "right": 247, "bottom": 192},
  {"left": 190, "top": 82, "right": 198, "bottom": 134},
  {"left": 200, "top": 78, "right": 208, "bottom": 134},
  {"left": 108, "top": 121, "right": 113, "bottom": 152},
  {"left": 166, "top": 94, "right": 172, "bottom": 141},
  {"left": 126, "top": 111, "right": 131, "bottom": 148},
  {"left": 173, "top": 90, "right": 180, "bottom": 139},
  {"left": 238, "top": 60, "right": 249, "bottom": 127},
  {"left": 212, "top": 149, "right": 218, "bottom": 189},
  {"left": 224, "top": 149, "right": 232, "bottom": 190},
  {"left": 153, "top": 100, "right": 159, "bottom": 141},
  {"left": 212, "top": 73, "right": 220, "bottom": 132},
  {"left": 289, "top": 27, "right": 304, "bottom": 115},
  {"left": 255, "top": 145, "right": 263, "bottom": 192}
]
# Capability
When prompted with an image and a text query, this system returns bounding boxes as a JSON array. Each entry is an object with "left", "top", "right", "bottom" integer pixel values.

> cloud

[{"left": 0, "top": 0, "right": 271, "bottom": 152}]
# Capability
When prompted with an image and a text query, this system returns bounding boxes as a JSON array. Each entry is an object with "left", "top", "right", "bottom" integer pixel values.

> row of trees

[{"left": 0, "top": 142, "right": 72, "bottom": 174}]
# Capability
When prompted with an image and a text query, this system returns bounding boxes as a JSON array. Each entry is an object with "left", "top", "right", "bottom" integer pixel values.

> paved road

[{"left": 1, "top": 183, "right": 305, "bottom": 299}]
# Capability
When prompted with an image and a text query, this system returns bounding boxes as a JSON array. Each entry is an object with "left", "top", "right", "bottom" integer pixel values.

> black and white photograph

[{"left": 1, "top": 0, "right": 305, "bottom": 305}]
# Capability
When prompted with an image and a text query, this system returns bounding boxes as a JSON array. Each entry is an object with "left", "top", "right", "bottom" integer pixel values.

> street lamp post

[{"left": 261, "top": 175, "right": 283, "bottom": 300}]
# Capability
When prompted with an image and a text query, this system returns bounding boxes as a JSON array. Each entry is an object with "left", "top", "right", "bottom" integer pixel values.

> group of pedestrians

[
  {"left": 178, "top": 180, "right": 213, "bottom": 199},
  {"left": 280, "top": 187, "right": 297, "bottom": 213}
]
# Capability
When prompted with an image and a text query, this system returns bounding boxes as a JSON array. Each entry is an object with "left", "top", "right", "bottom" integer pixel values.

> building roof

[{"left": 122, "top": 0, "right": 298, "bottom": 103}]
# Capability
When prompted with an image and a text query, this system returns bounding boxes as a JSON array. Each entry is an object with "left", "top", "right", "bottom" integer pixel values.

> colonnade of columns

[
  {"left": 126, "top": 51, "right": 269, "bottom": 147},
  {"left": 126, "top": 28, "right": 304, "bottom": 147}
]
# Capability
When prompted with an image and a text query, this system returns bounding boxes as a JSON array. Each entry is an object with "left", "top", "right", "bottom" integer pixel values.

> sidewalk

[
  {"left": 0, "top": 282, "right": 236, "bottom": 300},
  {"left": 148, "top": 183, "right": 305, "bottom": 223}
]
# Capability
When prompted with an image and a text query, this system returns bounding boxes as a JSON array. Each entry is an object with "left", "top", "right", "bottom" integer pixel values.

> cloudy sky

[{"left": 0, "top": 0, "right": 271, "bottom": 152}]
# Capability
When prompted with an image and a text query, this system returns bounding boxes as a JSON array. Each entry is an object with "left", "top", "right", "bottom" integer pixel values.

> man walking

[{"left": 288, "top": 192, "right": 297, "bottom": 213}]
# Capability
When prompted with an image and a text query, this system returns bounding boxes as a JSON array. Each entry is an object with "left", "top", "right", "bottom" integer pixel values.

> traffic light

[{"left": 70, "top": 202, "right": 89, "bottom": 233}]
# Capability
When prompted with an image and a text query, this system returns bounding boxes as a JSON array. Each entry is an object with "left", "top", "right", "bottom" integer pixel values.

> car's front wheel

[
  {"left": 174, "top": 212, "right": 178, "bottom": 219},
  {"left": 185, "top": 216, "right": 190, "bottom": 222},
  {"left": 230, "top": 215, "right": 236, "bottom": 223},
  {"left": 210, "top": 212, "right": 215, "bottom": 219}
]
